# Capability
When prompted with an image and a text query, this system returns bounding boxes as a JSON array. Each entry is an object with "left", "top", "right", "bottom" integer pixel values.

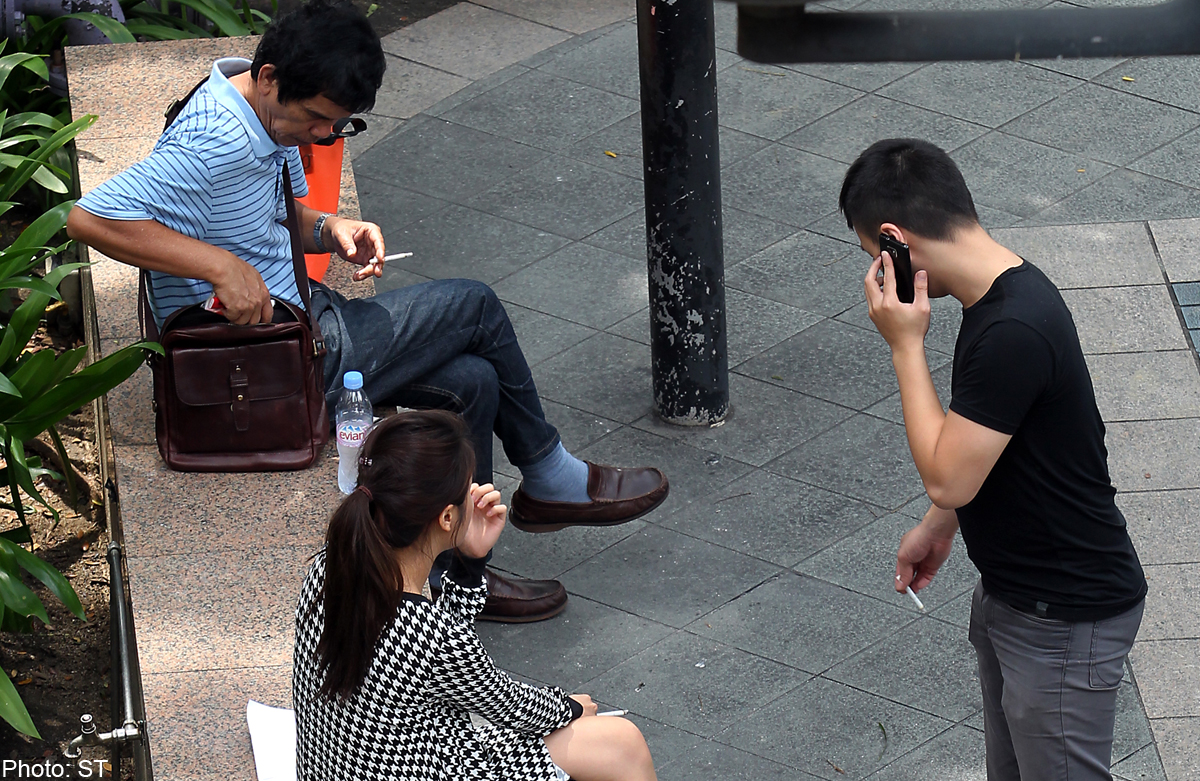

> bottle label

[{"left": 337, "top": 421, "right": 370, "bottom": 448}]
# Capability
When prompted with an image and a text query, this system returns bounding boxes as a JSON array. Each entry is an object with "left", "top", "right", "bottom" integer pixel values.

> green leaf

[
  {"left": 2, "top": 440, "right": 55, "bottom": 525},
  {"left": 167, "top": 0, "right": 250, "bottom": 35},
  {"left": 41, "top": 13, "right": 138, "bottom": 44},
  {"left": 0, "top": 53, "right": 48, "bottom": 98},
  {"left": 0, "top": 374, "right": 20, "bottom": 399},
  {"left": 0, "top": 538, "right": 84, "bottom": 621},
  {"left": 6, "top": 200, "right": 73, "bottom": 253},
  {"left": 7, "top": 343, "right": 158, "bottom": 440},
  {"left": 0, "top": 546, "right": 50, "bottom": 624},
  {"left": 27, "top": 164, "right": 68, "bottom": 194},
  {"left": 0, "top": 527, "right": 33, "bottom": 546},
  {"left": 0, "top": 276, "right": 62, "bottom": 298},
  {"left": 47, "top": 427, "right": 76, "bottom": 508},
  {"left": 2, "top": 112, "right": 63, "bottom": 134},
  {"left": 0, "top": 658, "right": 40, "bottom": 738},
  {"left": 120, "top": 19, "right": 198, "bottom": 40},
  {"left": 10, "top": 347, "right": 84, "bottom": 402},
  {"left": 0, "top": 115, "right": 96, "bottom": 202}
]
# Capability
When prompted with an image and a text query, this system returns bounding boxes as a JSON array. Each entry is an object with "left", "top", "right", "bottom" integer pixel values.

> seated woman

[{"left": 293, "top": 410, "right": 657, "bottom": 781}]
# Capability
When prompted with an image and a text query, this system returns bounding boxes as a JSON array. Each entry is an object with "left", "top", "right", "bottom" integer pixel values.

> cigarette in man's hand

[
  {"left": 382, "top": 252, "right": 413, "bottom": 261},
  {"left": 597, "top": 709, "right": 627, "bottom": 717},
  {"left": 905, "top": 585, "right": 926, "bottom": 612}
]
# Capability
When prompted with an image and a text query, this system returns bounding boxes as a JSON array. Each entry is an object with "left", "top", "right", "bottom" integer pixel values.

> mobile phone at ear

[{"left": 878, "top": 233, "right": 915, "bottom": 304}]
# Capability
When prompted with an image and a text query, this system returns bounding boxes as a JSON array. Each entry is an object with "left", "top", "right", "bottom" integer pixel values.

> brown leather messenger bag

[{"left": 139, "top": 78, "right": 329, "bottom": 472}]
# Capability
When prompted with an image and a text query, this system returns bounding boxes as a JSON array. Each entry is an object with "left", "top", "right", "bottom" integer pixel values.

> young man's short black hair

[
  {"left": 839, "top": 138, "right": 978, "bottom": 241},
  {"left": 252, "top": 0, "right": 385, "bottom": 114}
]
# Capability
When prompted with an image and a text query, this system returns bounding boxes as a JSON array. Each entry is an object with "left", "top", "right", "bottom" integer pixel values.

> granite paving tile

[
  {"left": 128, "top": 547, "right": 310, "bottom": 674},
  {"left": 691, "top": 571, "right": 915, "bottom": 674},
  {"left": 536, "top": 21, "right": 640, "bottom": 98},
  {"left": 626, "top": 717, "right": 711, "bottom": 776},
  {"left": 381, "top": 3, "right": 571, "bottom": 80},
  {"left": 865, "top": 724, "right": 985, "bottom": 781},
  {"left": 118, "top": 444, "right": 333, "bottom": 558},
  {"left": 466, "top": 155, "right": 643, "bottom": 239},
  {"left": 740, "top": 319, "right": 947, "bottom": 411},
  {"left": 989, "top": 223, "right": 1164, "bottom": 289},
  {"left": 716, "top": 63, "right": 861, "bottom": 141},
  {"left": 354, "top": 175, "right": 453, "bottom": 237},
  {"left": 423, "top": 63, "right": 533, "bottom": 117},
  {"left": 1131, "top": 128, "right": 1200, "bottom": 192},
  {"left": 579, "top": 631, "right": 810, "bottom": 736},
  {"left": 472, "top": 0, "right": 633, "bottom": 34},
  {"left": 1150, "top": 718, "right": 1200, "bottom": 781},
  {"left": 441, "top": 69, "right": 637, "bottom": 152},
  {"left": 805, "top": 209, "right": 861, "bottom": 245},
  {"left": 1001, "top": 84, "right": 1200, "bottom": 167},
  {"left": 88, "top": 256, "right": 142, "bottom": 342},
  {"left": 781, "top": 61, "right": 924, "bottom": 93},
  {"left": 1026, "top": 170, "right": 1200, "bottom": 226},
  {"left": 929, "top": 585, "right": 974, "bottom": 630},
  {"left": 951, "top": 132, "right": 1113, "bottom": 218},
  {"left": 582, "top": 204, "right": 795, "bottom": 265},
  {"left": 533, "top": 333, "right": 655, "bottom": 423},
  {"left": 66, "top": 37, "right": 255, "bottom": 140},
  {"left": 1113, "top": 680, "right": 1158, "bottom": 766},
  {"left": 826, "top": 617, "right": 982, "bottom": 721},
  {"left": 354, "top": 114, "right": 550, "bottom": 204},
  {"left": 1085, "top": 351, "right": 1200, "bottom": 422},
  {"left": 1106, "top": 419, "right": 1200, "bottom": 492},
  {"left": 719, "top": 676, "right": 953, "bottom": 780},
  {"left": 633, "top": 373, "right": 850, "bottom": 467},
  {"left": 383, "top": 203, "right": 571, "bottom": 284},
  {"left": 105, "top": 363, "right": 155, "bottom": 448},
  {"left": 656, "top": 739, "right": 815, "bottom": 781},
  {"left": 503, "top": 304, "right": 597, "bottom": 367},
  {"left": 374, "top": 265, "right": 434, "bottom": 294},
  {"left": 1117, "top": 490, "right": 1200, "bottom": 566},
  {"left": 723, "top": 144, "right": 853, "bottom": 228},
  {"left": 369, "top": 55, "right": 472, "bottom": 120},
  {"left": 565, "top": 113, "right": 644, "bottom": 178},
  {"left": 726, "top": 229, "right": 864, "bottom": 317},
  {"left": 1021, "top": 55, "right": 1126, "bottom": 81},
  {"left": 1112, "top": 742, "right": 1169, "bottom": 781},
  {"left": 563, "top": 525, "right": 779, "bottom": 628},
  {"left": 1098, "top": 55, "right": 1200, "bottom": 114},
  {"left": 1128, "top": 641, "right": 1200, "bottom": 718},
  {"left": 492, "top": 242, "right": 647, "bottom": 328},
  {"left": 975, "top": 203, "right": 1026, "bottom": 229},
  {"left": 770, "top": 415, "right": 928, "bottom": 511},
  {"left": 795, "top": 513, "right": 980, "bottom": 614},
  {"left": 782, "top": 94, "right": 988, "bottom": 165},
  {"left": 74, "top": 135, "right": 159, "bottom": 194},
  {"left": 344, "top": 116, "right": 403, "bottom": 161},
  {"left": 489, "top": 518, "right": 648, "bottom": 581},
  {"left": 1139, "top": 564, "right": 1200, "bottom": 640},
  {"left": 141, "top": 665, "right": 292, "bottom": 781},
  {"left": 877, "top": 61, "right": 1077, "bottom": 127},
  {"left": 476, "top": 595, "right": 673, "bottom": 690},
  {"left": 608, "top": 288, "right": 823, "bottom": 368},
  {"left": 1060, "top": 285, "right": 1186, "bottom": 354}
]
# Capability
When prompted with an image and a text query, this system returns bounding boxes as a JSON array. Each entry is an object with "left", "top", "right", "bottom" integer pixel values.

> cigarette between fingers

[
  {"left": 905, "top": 585, "right": 926, "bottom": 612},
  {"left": 382, "top": 252, "right": 413, "bottom": 261},
  {"left": 597, "top": 710, "right": 627, "bottom": 717}
]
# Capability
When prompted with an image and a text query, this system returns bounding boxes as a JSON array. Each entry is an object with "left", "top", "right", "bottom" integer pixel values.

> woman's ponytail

[{"left": 316, "top": 410, "right": 475, "bottom": 699}]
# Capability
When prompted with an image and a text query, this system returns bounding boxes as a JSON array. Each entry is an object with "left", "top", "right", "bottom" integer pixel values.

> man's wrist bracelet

[{"left": 313, "top": 213, "right": 333, "bottom": 253}]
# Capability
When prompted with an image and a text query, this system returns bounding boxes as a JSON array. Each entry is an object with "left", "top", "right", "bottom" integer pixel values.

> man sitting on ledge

[{"left": 66, "top": 0, "right": 668, "bottom": 623}]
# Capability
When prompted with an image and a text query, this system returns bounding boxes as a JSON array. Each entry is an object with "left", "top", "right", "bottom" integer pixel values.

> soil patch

[{"left": 0, "top": 319, "right": 122, "bottom": 777}]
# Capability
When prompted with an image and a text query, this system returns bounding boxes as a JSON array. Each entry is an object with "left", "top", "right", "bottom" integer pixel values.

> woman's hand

[
  {"left": 456, "top": 483, "right": 506, "bottom": 559},
  {"left": 569, "top": 694, "right": 598, "bottom": 717}
]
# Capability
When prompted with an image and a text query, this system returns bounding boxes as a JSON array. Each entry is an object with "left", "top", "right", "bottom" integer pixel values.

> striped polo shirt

[{"left": 77, "top": 58, "right": 309, "bottom": 324}]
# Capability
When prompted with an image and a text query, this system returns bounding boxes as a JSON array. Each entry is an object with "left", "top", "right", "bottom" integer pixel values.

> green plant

[{"left": 0, "top": 202, "right": 159, "bottom": 737}]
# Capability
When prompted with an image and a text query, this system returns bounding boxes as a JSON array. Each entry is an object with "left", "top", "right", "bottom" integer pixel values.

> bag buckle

[
  {"left": 313, "top": 338, "right": 326, "bottom": 357},
  {"left": 230, "top": 361, "right": 251, "bottom": 432}
]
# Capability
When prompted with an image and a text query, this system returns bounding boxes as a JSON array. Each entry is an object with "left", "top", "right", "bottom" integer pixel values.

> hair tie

[{"left": 356, "top": 485, "right": 373, "bottom": 502}]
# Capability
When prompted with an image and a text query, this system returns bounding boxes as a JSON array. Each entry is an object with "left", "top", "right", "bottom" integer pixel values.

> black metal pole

[{"left": 637, "top": 0, "right": 729, "bottom": 425}]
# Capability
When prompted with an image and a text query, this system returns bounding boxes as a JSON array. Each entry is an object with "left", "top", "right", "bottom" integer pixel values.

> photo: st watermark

[{"left": 0, "top": 759, "right": 109, "bottom": 778}]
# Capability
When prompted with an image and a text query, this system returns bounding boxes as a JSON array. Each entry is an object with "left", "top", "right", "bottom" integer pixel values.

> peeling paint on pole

[{"left": 637, "top": 0, "right": 729, "bottom": 426}]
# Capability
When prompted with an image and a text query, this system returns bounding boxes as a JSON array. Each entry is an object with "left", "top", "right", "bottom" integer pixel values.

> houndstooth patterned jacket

[{"left": 293, "top": 551, "right": 580, "bottom": 781}]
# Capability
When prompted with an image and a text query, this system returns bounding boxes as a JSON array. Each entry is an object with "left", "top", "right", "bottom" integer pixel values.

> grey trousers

[{"left": 969, "top": 581, "right": 1144, "bottom": 781}]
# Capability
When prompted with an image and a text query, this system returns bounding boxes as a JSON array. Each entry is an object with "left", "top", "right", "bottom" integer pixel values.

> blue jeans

[{"left": 311, "top": 278, "right": 562, "bottom": 483}]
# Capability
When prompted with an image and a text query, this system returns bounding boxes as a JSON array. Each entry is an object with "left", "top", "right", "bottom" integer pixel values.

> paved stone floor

[
  {"left": 68, "top": 0, "right": 1200, "bottom": 779},
  {"left": 348, "top": 1, "right": 1200, "bottom": 779}
]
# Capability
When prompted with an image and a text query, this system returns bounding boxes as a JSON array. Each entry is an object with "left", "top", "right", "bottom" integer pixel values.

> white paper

[{"left": 246, "top": 700, "right": 297, "bottom": 781}]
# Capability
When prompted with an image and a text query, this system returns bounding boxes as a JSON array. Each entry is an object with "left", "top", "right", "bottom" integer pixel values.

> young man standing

[
  {"left": 66, "top": 0, "right": 668, "bottom": 622},
  {"left": 840, "top": 138, "right": 1146, "bottom": 780}
]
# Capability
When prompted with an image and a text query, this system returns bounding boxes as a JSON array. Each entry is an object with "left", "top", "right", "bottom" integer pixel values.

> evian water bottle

[{"left": 336, "top": 371, "right": 373, "bottom": 494}]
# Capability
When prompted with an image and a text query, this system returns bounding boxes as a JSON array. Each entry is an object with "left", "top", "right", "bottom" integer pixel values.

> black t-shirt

[{"left": 949, "top": 261, "right": 1145, "bottom": 621}]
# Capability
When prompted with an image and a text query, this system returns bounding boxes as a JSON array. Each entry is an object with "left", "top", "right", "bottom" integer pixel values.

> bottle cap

[{"left": 344, "top": 371, "right": 364, "bottom": 390}]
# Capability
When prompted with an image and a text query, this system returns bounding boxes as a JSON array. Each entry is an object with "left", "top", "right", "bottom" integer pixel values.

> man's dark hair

[
  {"left": 251, "top": 0, "right": 385, "bottom": 114},
  {"left": 839, "top": 138, "right": 978, "bottom": 241}
]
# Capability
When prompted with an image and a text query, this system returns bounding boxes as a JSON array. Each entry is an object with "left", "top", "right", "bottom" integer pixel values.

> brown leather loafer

[
  {"left": 481, "top": 569, "right": 567, "bottom": 623},
  {"left": 430, "top": 568, "right": 567, "bottom": 623},
  {"left": 509, "top": 462, "right": 669, "bottom": 533}
]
